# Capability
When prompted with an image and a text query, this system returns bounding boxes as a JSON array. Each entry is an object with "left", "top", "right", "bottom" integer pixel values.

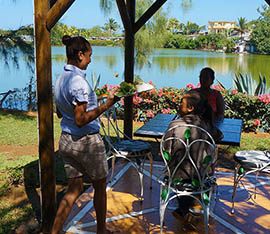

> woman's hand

[
  {"left": 74, "top": 95, "right": 121, "bottom": 128},
  {"left": 105, "top": 94, "right": 120, "bottom": 109}
]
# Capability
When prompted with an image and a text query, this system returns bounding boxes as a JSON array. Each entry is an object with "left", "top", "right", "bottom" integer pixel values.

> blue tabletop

[{"left": 134, "top": 114, "right": 243, "bottom": 146}]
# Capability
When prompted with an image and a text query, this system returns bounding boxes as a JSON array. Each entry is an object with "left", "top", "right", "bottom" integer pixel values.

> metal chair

[
  {"left": 159, "top": 124, "right": 217, "bottom": 234},
  {"left": 100, "top": 103, "right": 153, "bottom": 200},
  {"left": 231, "top": 150, "right": 270, "bottom": 214}
]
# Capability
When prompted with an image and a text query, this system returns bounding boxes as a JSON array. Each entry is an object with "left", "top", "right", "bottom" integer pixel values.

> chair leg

[
  {"left": 160, "top": 183, "right": 170, "bottom": 234},
  {"left": 231, "top": 164, "right": 240, "bottom": 214},
  {"left": 159, "top": 200, "right": 168, "bottom": 234},
  {"left": 109, "top": 156, "right": 116, "bottom": 183},
  {"left": 254, "top": 172, "right": 259, "bottom": 199},
  {"left": 203, "top": 204, "right": 210, "bottom": 234},
  {"left": 129, "top": 159, "right": 144, "bottom": 200},
  {"left": 138, "top": 171, "right": 144, "bottom": 200},
  {"left": 147, "top": 152, "right": 154, "bottom": 189}
]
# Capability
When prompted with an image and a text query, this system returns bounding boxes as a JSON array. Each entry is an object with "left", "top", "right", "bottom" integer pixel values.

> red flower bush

[
  {"left": 231, "top": 89, "right": 238, "bottom": 95},
  {"left": 186, "top": 83, "right": 196, "bottom": 90},
  {"left": 97, "top": 81, "right": 270, "bottom": 132},
  {"left": 253, "top": 119, "right": 261, "bottom": 127},
  {"left": 258, "top": 94, "right": 270, "bottom": 104}
]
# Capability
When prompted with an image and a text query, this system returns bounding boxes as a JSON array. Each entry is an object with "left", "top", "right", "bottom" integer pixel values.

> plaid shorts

[{"left": 59, "top": 132, "right": 108, "bottom": 181}]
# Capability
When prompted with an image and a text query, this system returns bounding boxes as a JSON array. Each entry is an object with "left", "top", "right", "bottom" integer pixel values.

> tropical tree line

[
  {"left": 1, "top": 1, "right": 270, "bottom": 112},
  {"left": 1, "top": 4, "right": 270, "bottom": 53},
  {"left": 51, "top": 18, "right": 122, "bottom": 45},
  {"left": 163, "top": 33, "right": 236, "bottom": 52},
  {"left": 48, "top": 4, "right": 270, "bottom": 55},
  {"left": 250, "top": 5, "right": 270, "bottom": 54}
]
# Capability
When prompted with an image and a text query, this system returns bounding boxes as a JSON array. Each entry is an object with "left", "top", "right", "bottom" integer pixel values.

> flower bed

[{"left": 96, "top": 82, "right": 270, "bottom": 133}]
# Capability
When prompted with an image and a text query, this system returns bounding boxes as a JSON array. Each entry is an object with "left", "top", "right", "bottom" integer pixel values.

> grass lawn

[{"left": 0, "top": 109, "right": 269, "bottom": 233}]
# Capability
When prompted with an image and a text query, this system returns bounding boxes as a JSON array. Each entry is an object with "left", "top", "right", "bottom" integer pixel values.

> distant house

[{"left": 208, "top": 21, "right": 237, "bottom": 34}]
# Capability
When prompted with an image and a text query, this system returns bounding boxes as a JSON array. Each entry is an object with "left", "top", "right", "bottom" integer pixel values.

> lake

[{"left": 1, "top": 46, "right": 270, "bottom": 93}]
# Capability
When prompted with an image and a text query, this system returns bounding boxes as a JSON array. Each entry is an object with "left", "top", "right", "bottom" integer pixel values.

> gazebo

[{"left": 33, "top": 0, "right": 270, "bottom": 233}]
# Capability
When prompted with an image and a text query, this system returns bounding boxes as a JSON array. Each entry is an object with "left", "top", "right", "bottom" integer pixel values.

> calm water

[{"left": 1, "top": 46, "right": 270, "bottom": 93}]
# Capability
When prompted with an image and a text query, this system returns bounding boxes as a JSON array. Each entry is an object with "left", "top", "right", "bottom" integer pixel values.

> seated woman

[
  {"left": 195, "top": 67, "right": 225, "bottom": 122},
  {"left": 164, "top": 90, "right": 216, "bottom": 219}
]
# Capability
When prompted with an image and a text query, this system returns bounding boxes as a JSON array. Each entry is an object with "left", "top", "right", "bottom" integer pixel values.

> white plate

[{"left": 136, "top": 83, "right": 154, "bottom": 93}]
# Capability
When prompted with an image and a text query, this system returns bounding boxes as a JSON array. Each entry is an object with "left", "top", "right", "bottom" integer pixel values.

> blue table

[
  {"left": 134, "top": 114, "right": 243, "bottom": 146},
  {"left": 215, "top": 118, "right": 243, "bottom": 146}
]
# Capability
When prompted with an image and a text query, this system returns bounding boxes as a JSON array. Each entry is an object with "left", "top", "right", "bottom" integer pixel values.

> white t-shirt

[{"left": 54, "top": 64, "right": 100, "bottom": 136}]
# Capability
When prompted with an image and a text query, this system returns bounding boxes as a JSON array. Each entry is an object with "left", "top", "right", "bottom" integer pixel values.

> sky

[{"left": 0, "top": 0, "right": 267, "bottom": 30}]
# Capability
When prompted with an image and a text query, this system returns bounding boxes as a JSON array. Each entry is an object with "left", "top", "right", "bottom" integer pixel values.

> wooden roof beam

[
  {"left": 50, "top": 0, "right": 57, "bottom": 7},
  {"left": 46, "top": 0, "right": 75, "bottom": 31},
  {"left": 116, "top": 0, "right": 132, "bottom": 33},
  {"left": 134, "top": 0, "right": 167, "bottom": 33},
  {"left": 265, "top": 0, "right": 270, "bottom": 5}
]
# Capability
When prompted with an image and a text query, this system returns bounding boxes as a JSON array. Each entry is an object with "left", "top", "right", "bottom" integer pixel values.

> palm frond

[
  {"left": 234, "top": 73, "right": 269, "bottom": 96},
  {"left": 91, "top": 73, "right": 101, "bottom": 91}
]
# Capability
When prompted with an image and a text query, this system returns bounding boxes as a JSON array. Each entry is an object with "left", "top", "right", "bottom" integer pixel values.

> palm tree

[
  {"left": 167, "top": 18, "right": 180, "bottom": 34},
  {"left": 183, "top": 21, "right": 200, "bottom": 35},
  {"left": 103, "top": 18, "right": 120, "bottom": 36},
  {"left": 237, "top": 17, "right": 248, "bottom": 39}
]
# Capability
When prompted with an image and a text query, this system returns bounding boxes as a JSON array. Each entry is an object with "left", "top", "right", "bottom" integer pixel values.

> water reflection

[
  {"left": 152, "top": 50, "right": 270, "bottom": 86},
  {"left": 94, "top": 55, "right": 117, "bottom": 69},
  {"left": 51, "top": 46, "right": 270, "bottom": 87},
  {"left": 1, "top": 46, "right": 270, "bottom": 92},
  {"left": 52, "top": 54, "right": 66, "bottom": 63},
  {"left": 52, "top": 52, "right": 118, "bottom": 69},
  {"left": 153, "top": 56, "right": 204, "bottom": 72}
]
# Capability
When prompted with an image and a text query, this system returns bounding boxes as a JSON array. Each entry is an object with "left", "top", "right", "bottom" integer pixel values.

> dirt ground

[{"left": 0, "top": 145, "right": 38, "bottom": 156}]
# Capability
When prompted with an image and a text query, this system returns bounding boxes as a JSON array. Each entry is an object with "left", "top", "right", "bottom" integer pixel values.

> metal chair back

[{"left": 159, "top": 124, "right": 217, "bottom": 234}]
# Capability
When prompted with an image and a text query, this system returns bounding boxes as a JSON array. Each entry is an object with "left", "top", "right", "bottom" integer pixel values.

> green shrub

[
  {"left": 6, "top": 166, "right": 24, "bottom": 186},
  {"left": 224, "top": 91, "right": 270, "bottom": 132},
  {"left": 163, "top": 34, "right": 236, "bottom": 51}
]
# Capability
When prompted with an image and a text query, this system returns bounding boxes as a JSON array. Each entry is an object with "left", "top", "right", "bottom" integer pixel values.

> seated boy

[{"left": 164, "top": 90, "right": 216, "bottom": 218}]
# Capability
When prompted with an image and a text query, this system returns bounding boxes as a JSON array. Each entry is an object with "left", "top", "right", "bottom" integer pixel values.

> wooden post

[
  {"left": 32, "top": 0, "right": 168, "bottom": 231},
  {"left": 117, "top": 0, "right": 167, "bottom": 138},
  {"left": 124, "top": 0, "right": 135, "bottom": 139},
  {"left": 34, "top": 0, "right": 56, "bottom": 232}
]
